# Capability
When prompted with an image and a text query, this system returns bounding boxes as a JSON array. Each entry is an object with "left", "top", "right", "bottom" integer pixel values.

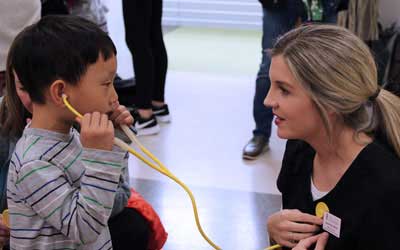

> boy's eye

[{"left": 102, "top": 82, "right": 112, "bottom": 86}]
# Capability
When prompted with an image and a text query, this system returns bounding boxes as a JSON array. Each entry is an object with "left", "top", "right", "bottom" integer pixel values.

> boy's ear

[{"left": 49, "top": 80, "right": 68, "bottom": 106}]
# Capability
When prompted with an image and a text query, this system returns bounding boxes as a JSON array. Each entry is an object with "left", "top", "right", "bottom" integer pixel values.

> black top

[{"left": 277, "top": 140, "right": 400, "bottom": 250}]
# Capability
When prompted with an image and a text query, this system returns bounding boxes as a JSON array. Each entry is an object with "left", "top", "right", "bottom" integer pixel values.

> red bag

[{"left": 126, "top": 188, "right": 168, "bottom": 250}]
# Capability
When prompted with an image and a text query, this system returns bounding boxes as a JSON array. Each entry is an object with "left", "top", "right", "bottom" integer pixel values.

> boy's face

[{"left": 68, "top": 53, "right": 118, "bottom": 116}]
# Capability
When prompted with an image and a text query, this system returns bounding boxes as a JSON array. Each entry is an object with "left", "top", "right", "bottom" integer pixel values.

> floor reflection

[{"left": 131, "top": 178, "right": 281, "bottom": 250}]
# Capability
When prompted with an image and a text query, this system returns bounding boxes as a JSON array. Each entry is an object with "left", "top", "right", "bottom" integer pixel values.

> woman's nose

[{"left": 264, "top": 90, "right": 276, "bottom": 108}]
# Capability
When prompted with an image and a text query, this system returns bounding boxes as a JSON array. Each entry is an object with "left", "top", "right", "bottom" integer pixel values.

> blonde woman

[{"left": 265, "top": 25, "right": 400, "bottom": 250}]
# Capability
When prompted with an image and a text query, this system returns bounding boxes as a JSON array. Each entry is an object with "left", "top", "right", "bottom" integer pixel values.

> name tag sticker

[{"left": 323, "top": 212, "right": 341, "bottom": 238}]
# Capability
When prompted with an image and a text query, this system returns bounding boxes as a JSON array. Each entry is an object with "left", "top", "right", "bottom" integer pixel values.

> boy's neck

[{"left": 30, "top": 105, "right": 72, "bottom": 134}]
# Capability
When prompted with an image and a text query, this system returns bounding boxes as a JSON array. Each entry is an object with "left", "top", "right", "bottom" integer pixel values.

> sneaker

[
  {"left": 242, "top": 135, "right": 269, "bottom": 160},
  {"left": 152, "top": 104, "right": 171, "bottom": 123},
  {"left": 131, "top": 110, "right": 160, "bottom": 136}
]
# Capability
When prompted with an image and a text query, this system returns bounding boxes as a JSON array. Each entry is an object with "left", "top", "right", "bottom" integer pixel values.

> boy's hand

[
  {"left": 77, "top": 112, "right": 114, "bottom": 151},
  {"left": 109, "top": 105, "right": 134, "bottom": 127}
]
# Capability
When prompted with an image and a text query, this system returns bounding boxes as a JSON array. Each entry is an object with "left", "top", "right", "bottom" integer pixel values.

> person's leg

[
  {"left": 149, "top": 0, "right": 171, "bottom": 123},
  {"left": 122, "top": 0, "right": 161, "bottom": 135},
  {"left": 243, "top": 3, "right": 302, "bottom": 159},
  {"left": 254, "top": 6, "right": 301, "bottom": 138},
  {"left": 108, "top": 207, "right": 150, "bottom": 250},
  {"left": 322, "top": 0, "right": 340, "bottom": 23},
  {"left": 150, "top": 0, "right": 168, "bottom": 105},
  {"left": 122, "top": 0, "right": 153, "bottom": 116}
]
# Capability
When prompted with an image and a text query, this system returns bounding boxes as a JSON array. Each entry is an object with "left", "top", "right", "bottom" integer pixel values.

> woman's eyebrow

[{"left": 276, "top": 80, "right": 293, "bottom": 89}]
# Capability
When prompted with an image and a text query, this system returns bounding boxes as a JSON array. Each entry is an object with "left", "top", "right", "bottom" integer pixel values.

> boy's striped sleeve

[{"left": 13, "top": 149, "right": 124, "bottom": 244}]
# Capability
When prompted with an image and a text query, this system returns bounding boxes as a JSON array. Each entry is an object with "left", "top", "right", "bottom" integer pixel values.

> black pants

[
  {"left": 41, "top": 0, "right": 69, "bottom": 17},
  {"left": 122, "top": 0, "right": 168, "bottom": 109},
  {"left": 108, "top": 207, "right": 150, "bottom": 250}
]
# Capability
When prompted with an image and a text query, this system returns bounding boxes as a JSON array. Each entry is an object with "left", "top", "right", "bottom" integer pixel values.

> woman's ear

[
  {"left": 327, "top": 106, "right": 337, "bottom": 117},
  {"left": 49, "top": 80, "right": 67, "bottom": 107},
  {"left": 326, "top": 106, "right": 340, "bottom": 127}
]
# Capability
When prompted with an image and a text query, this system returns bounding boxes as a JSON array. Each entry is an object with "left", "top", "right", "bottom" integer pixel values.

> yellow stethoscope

[
  {"left": 0, "top": 96, "right": 330, "bottom": 250},
  {"left": 265, "top": 202, "right": 329, "bottom": 250},
  {"left": 61, "top": 94, "right": 221, "bottom": 250}
]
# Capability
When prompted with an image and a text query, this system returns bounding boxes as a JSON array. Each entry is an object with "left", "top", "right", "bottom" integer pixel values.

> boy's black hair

[{"left": 8, "top": 15, "right": 117, "bottom": 104}]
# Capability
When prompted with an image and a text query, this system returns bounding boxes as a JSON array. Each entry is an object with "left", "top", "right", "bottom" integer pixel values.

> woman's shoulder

[
  {"left": 359, "top": 141, "right": 400, "bottom": 188},
  {"left": 362, "top": 140, "right": 400, "bottom": 167},
  {"left": 360, "top": 142, "right": 400, "bottom": 227}
]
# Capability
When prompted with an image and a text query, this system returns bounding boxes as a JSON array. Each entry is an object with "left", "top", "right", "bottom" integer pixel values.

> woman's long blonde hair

[{"left": 272, "top": 24, "right": 400, "bottom": 157}]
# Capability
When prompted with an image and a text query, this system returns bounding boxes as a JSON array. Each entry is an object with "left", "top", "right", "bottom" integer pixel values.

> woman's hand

[
  {"left": 293, "top": 232, "right": 329, "bottom": 250},
  {"left": 0, "top": 215, "right": 10, "bottom": 247},
  {"left": 267, "top": 209, "right": 323, "bottom": 248}
]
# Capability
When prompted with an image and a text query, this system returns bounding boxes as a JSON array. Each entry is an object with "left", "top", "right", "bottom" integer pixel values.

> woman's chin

[{"left": 276, "top": 130, "right": 294, "bottom": 140}]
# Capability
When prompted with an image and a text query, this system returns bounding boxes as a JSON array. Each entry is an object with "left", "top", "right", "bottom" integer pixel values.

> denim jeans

[
  {"left": 252, "top": 0, "right": 339, "bottom": 139},
  {"left": 252, "top": 1, "right": 304, "bottom": 139},
  {"left": 322, "top": 0, "right": 340, "bottom": 23}
]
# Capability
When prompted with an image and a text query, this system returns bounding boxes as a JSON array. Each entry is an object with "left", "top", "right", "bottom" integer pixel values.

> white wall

[
  {"left": 379, "top": 0, "right": 400, "bottom": 27},
  {"left": 162, "top": 0, "right": 262, "bottom": 30}
]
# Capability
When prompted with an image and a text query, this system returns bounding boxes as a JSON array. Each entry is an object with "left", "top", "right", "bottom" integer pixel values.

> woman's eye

[{"left": 279, "top": 87, "right": 289, "bottom": 95}]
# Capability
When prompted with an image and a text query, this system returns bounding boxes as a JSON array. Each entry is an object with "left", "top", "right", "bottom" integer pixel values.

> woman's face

[
  {"left": 14, "top": 73, "right": 33, "bottom": 113},
  {"left": 264, "top": 55, "right": 325, "bottom": 141}
]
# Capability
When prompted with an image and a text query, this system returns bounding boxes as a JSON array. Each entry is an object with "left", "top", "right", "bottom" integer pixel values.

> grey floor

[
  {"left": 131, "top": 179, "right": 281, "bottom": 250},
  {"left": 104, "top": 1, "right": 286, "bottom": 249}
]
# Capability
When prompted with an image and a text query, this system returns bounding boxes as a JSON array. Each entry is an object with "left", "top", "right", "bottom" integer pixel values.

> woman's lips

[{"left": 274, "top": 114, "right": 285, "bottom": 126}]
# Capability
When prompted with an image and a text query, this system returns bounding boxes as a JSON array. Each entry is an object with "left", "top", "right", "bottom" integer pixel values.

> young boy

[{"left": 6, "top": 15, "right": 142, "bottom": 249}]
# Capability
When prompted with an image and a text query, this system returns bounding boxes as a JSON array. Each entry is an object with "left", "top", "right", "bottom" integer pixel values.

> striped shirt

[{"left": 7, "top": 127, "right": 127, "bottom": 250}]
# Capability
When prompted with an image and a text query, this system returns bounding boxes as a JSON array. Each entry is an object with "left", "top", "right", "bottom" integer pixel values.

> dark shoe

[
  {"left": 152, "top": 104, "right": 171, "bottom": 123},
  {"left": 242, "top": 135, "right": 269, "bottom": 160},
  {"left": 114, "top": 75, "right": 135, "bottom": 88},
  {"left": 114, "top": 75, "right": 136, "bottom": 107},
  {"left": 130, "top": 109, "right": 160, "bottom": 136}
]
